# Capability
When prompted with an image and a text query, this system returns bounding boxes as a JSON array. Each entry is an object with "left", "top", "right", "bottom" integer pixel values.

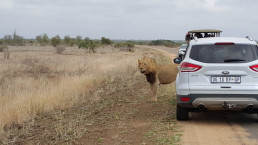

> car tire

[{"left": 176, "top": 104, "right": 189, "bottom": 121}]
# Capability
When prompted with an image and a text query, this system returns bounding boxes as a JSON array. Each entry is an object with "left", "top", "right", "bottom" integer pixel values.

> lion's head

[{"left": 138, "top": 57, "right": 157, "bottom": 75}]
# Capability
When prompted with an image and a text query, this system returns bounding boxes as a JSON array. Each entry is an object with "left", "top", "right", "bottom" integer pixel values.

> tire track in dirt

[
  {"left": 152, "top": 46, "right": 258, "bottom": 145},
  {"left": 180, "top": 112, "right": 258, "bottom": 145}
]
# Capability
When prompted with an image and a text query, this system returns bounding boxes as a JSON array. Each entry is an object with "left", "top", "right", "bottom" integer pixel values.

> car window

[
  {"left": 180, "top": 44, "right": 187, "bottom": 50},
  {"left": 190, "top": 44, "right": 258, "bottom": 63}
]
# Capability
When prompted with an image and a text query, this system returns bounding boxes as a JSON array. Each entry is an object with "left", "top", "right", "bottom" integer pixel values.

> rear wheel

[{"left": 176, "top": 104, "right": 189, "bottom": 121}]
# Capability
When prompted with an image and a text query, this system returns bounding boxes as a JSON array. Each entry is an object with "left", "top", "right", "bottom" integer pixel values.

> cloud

[
  {"left": 1, "top": 0, "right": 258, "bottom": 39},
  {"left": 0, "top": 0, "right": 13, "bottom": 10},
  {"left": 173, "top": 0, "right": 229, "bottom": 13}
]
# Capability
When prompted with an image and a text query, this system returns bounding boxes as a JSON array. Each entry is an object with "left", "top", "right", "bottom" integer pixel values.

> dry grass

[{"left": 0, "top": 45, "right": 154, "bottom": 134}]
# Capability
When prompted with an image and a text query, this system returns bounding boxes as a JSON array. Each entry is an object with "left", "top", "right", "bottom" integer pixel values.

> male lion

[{"left": 138, "top": 57, "right": 178, "bottom": 102}]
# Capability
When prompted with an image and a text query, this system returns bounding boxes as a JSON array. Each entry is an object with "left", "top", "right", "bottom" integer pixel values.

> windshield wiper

[{"left": 224, "top": 59, "right": 246, "bottom": 63}]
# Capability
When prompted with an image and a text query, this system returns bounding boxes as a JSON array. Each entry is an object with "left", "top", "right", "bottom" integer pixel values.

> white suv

[{"left": 174, "top": 37, "right": 258, "bottom": 120}]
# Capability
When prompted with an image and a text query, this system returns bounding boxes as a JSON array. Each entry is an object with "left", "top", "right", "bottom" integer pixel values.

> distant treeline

[
  {"left": 1, "top": 32, "right": 26, "bottom": 46},
  {"left": 148, "top": 40, "right": 183, "bottom": 47},
  {"left": 0, "top": 32, "right": 183, "bottom": 48}
]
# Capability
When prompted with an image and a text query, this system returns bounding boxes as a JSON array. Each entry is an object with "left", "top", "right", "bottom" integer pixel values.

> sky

[{"left": 1, "top": 0, "right": 258, "bottom": 40}]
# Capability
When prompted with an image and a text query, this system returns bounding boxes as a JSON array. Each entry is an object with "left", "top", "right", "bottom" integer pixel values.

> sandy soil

[{"left": 180, "top": 112, "right": 258, "bottom": 145}]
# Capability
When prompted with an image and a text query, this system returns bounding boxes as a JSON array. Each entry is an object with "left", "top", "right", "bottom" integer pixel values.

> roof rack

[
  {"left": 185, "top": 29, "right": 222, "bottom": 43},
  {"left": 188, "top": 29, "right": 222, "bottom": 33}
]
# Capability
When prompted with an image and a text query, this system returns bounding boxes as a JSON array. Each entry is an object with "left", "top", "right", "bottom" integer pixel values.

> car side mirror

[{"left": 173, "top": 57, "right": 182, "bottom": 64}]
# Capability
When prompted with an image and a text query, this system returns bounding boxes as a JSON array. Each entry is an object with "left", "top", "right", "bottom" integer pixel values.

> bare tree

[{"left": 56, "top": 45, "right": 66, "bottom": 54}]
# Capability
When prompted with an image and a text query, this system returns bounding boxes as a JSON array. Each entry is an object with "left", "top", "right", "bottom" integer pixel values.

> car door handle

[{"left": 221, "top": 86, "right": 231, "bottom": 88}]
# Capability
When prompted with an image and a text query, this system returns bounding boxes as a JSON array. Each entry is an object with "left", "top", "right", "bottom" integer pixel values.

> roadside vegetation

[
  {"left": 148, "top": 39, "right": 183, "bottom": 47},
  {"left": 0, "top": 33, "right": 181, "bottom": 144}
]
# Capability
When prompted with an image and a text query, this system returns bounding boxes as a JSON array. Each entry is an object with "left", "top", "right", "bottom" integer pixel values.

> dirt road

[
  {"left": 158, "top": 46, "right": 258, "bottom": 145},
  {"left": 181, "top": 112, "right": 258, "bottom": 145}
]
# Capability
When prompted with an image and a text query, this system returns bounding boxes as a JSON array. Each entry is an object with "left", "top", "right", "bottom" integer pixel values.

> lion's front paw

[{"left": 150, "top": 97, "right": 157, "bottom": 102}]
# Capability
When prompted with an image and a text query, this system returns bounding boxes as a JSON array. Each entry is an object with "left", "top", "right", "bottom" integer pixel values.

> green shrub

[
  {"left": 114, "top": 42, "right": 135, "bottom": 48},
  {"left": 68, "top": 39, "right": 76, "bottom": 47},
  {"left": 0, "top": 40, "right": 6, "bottom": 52},
  {"left": 3, "top": 35, "right": 12, "bottom": 45},
  {"left": 0, "top": 40, "right": 4, "bottom": 45},
  {"left": 126, "top": 41, "right": 134, "bottom": 48},
  {"left": 101, "top": 37, "right": 113, "bottom": 45},
  {"left": 149, "top": 40, "right": 180, "bottom": 47},
  {"left": 28, "top": 40, "right": 34, "bottom": 46},
  {"left": 78, "top": 37, "right": 98, "bottom": 53},
  {"left": 36, "top": 34, "right": 49, "bottom": 46},
  {"left": 114, "top": 41, "right": 135, "bottom": 52},
  {"left": 63, "top": 35, "right": 71, "bottom": 46},
  {"left": 75, "top": 36, "right": 83, "bottom": 45},
  {"left": 51, "top": 35, "right": 61, "bottom": 47}
]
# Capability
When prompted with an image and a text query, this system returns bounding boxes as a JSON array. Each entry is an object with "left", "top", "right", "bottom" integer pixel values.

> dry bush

[
  {"left": 119, "top": 47, "right": 134, "bottom": 52},
  {"left": 0, "top": 44, "right": 5, "bottom": 52},
  {"left": 0, "top": 43, "right": 10, "bottom": 59},
  {"left": 114, "top": 42, "right": 135, "bottom": 52},
  {"left": 22, "top": 58, "right": 49, "bottom": 72},
  {"left": 3, "top": 48, "right": 10, "bottom": 59},
  {"left": 55, "top": 46, "right": 66, "bottom": 54},
  {"left": 0, "top": 44, "right": 10, "bottom": 59}
]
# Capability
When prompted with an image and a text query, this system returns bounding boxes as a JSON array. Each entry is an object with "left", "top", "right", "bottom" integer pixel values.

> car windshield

[
  {"left": 190, "top": 44, "right": 258, "bottom": 63},
  {"left": 179, "top": 44, "right": 187, "bottom": 51}
]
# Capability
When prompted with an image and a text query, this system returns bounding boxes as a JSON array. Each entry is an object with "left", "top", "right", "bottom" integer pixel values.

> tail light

[
  {"left": 180, "top": 62, "right": 202, "bottom": 72},
  {"left": 250, "top": 65, "right": 258, "bottom": 72},
  {"left": 180, "top": 97, "right": 191, "bottom": 102}
]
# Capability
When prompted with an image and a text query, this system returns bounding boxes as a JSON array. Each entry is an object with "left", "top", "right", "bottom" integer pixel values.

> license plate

[{"left": 211, "top": 76, "right": 241, "bottom": 83}]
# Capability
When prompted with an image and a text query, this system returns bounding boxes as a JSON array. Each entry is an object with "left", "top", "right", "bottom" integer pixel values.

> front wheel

[{"left": 176, "top": 104, "right": 189, "bottom": 121}]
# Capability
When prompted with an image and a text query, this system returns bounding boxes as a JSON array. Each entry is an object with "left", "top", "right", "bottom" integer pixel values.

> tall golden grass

[{"left": 0, "top": 45, "right": 151, "bottom": 133}]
